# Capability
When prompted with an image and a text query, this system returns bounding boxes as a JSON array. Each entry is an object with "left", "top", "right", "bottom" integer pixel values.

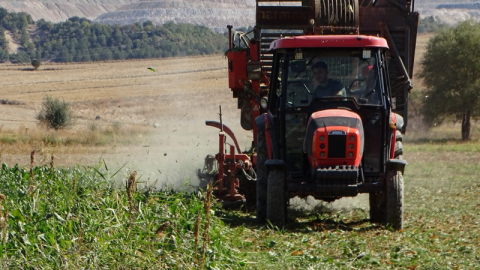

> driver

[{"left": 311, "top": 61, "right": 345, "bottom": 97}]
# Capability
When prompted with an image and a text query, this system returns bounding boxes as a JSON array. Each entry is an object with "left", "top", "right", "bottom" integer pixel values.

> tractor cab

[
  {"left": 265, "top": 35, "right": 391, "bottom": 178},
  {"left": 254, "top": 35, "right": 406, "bottom": 228}
]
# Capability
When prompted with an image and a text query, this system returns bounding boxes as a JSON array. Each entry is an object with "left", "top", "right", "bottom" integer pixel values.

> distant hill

[
  {"left": 415, "top": 0, "right": 480, "bottom": 24},
  {"left": 0, "top": 0, "right": 256, "bottom": 32},
  {"left": 94, "top": 0, "right": 256, "bottom": 32},
  {"left": 415, "top": 0, "right": 480, "bottom": 9},
  {"left": 0, "top": 0, "right": 138, "bottom": 22},
  {"left": 0, "top": 8, "right": 229, "bottom": 63},
  {"left": 1, "top": 0, "right": 480, "bottom": 29}
]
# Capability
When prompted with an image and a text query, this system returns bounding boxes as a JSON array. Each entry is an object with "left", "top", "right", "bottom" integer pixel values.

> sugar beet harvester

[{"left": 202, "top": 0, "right": 418, "bottom": 230}]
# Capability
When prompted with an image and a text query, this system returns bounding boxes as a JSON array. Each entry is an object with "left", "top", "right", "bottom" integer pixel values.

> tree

[
  {"left": 1, "top": 9, "right": 229, "bottom": 64},
  {"left": 36, "top": 95, "right": 75, "bottom": 130},
  {"left": 418, "top": 16, "right": 448, "bottom": 33},
  {"left": 31, "top": 59, "right": 41, "bottom": 70},
  {"left": 419, "top": 21, "right": 480, "bottom": 140}
]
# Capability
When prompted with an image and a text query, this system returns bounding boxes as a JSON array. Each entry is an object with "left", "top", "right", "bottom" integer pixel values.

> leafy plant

[
  {"left": 31, "top": 59, "right": 41, "bottom": 70},
  {"left": 420, "top": 21, "right": 480, "bottom": 140},
  {"left": 36, "top": 95, "right": 75, "bottom": 130},
  {"left": 0, "top": 161, "right": 239, "bottom": 268},
  {"left": 418, "top": 16, "right": 449, "bottom": 33}
]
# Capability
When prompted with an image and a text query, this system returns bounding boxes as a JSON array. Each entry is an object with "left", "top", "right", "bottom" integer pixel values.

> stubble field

[
  {"left": 0, "top": 33, "right": 479, "bottom": 268},
  {"left": 0, "top": 55, "right": 251, "bottom": 188}
]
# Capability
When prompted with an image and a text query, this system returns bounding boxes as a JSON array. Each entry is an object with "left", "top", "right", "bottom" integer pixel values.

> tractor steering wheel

[
  {"left": 288, "top": 81, "right": 312, "bottom": 94},
  {"left": 348, "top": 78, "right": 365, "bottom": 91},
  {"left": 286, "top": 81, "right": 312, "bottom": 107}
]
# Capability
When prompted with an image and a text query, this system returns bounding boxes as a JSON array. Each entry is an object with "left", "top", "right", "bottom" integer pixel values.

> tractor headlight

[{"left": 260, "top": 97, "right": 268, "bottom": 110}]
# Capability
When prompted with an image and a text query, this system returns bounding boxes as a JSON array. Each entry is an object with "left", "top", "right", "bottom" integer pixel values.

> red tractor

[{"left": 202, "top": 0, "right": 418, "bottom": 230}]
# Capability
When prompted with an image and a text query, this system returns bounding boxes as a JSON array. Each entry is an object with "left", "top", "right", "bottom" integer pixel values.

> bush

[
  {"left": 31, "top": 59, "right": 41, "bottom": 70},
  {"left": 36, "top": 95, "right": 75, "bottom": 130}
]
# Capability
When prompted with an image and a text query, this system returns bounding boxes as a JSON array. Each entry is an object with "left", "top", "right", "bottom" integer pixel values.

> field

[
  {"left": 0, "top": 33, "right": 479, "bottom": 268},
  {"left": 0, "top": 55, "right": 251, "bottom": 189}
]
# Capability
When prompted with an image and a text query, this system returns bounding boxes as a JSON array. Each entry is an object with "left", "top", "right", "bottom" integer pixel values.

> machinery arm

[{"left": 205, "top": 121, "right": 242, "bottom": 154}]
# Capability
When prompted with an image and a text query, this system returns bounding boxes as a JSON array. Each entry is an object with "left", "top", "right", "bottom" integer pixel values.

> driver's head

[{"left": 312, "top": 61, "right": 328, "bottom": 84}]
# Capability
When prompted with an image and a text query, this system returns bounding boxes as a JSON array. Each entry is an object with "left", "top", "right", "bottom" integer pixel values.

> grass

[
  {"left": 0, "top": 161, "right": 240, "bottom": 269},
  {"left": 0, "top": 124, "right": 150, "bottom": 148},
  {"left": 0, "top": 139, "right": 479, "bottom": 269}
]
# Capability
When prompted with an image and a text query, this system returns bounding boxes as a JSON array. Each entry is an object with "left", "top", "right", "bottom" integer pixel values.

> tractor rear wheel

[
  {"left": 256, "top": 129, "right": 268, "bottom": 223},
  {"left": 266, "top": 169, "right": 287, "bottom": 228},
  {"left": 396, "top": 130, "right": 403, "bottom": 142},
  {"left": 386, "top": 171, "right": 404, "bottom": 230}
]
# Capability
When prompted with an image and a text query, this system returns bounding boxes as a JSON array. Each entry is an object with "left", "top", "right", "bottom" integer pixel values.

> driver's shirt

[{"left": 313, "top": 79, "right": 345, "bottom": 97}]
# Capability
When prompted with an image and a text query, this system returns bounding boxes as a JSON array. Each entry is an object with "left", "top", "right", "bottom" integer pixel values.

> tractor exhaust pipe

[{"left": 227, "top": 25, "right": 233, "bottom": 49}]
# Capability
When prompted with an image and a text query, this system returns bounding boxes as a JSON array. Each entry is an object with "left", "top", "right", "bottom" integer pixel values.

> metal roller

[{"left": 314, "top": 0, "right": 359, "bottom": 34}]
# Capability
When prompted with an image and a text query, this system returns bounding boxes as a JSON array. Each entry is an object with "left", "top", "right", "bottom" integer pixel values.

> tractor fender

[
  {"left": 264, "top": 159, "right": 286, "bottom": 171},
  {"left": 255, "top": 113, "right": 279, "bottom": 159},
  {"left": 386, "top": 159, "right": 408, "bottom": 174}
]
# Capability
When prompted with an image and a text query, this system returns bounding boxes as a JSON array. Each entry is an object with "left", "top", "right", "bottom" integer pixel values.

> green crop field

[
  {"left": 0, "top": 43, "right": 479, "bottom": 268},
  {"left": 0, "top": 136, "right": 479, "bottom": 269}
]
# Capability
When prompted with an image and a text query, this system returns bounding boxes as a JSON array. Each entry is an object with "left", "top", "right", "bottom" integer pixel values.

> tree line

[
  {"left": 418, "top": 16, "right": 449, "bottom": 33},
  {"left": 0, "top": 8, "right": 229, "bottom": 63}
]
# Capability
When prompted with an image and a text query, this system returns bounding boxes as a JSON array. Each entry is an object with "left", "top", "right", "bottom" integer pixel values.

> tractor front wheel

[
  {"left": 369, "top": 170, "right": 404, "bottom": 230},
  {"left": 266, "top": 169, "right": 287, "bottom": 228},
  {"left": 385, "top": 171, "right": 404, "bottom": 230}
]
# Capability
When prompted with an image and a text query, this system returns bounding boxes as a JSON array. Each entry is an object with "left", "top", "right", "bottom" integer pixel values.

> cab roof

[{"left": 269, "top": 35, "right": 389, "bottom": 50}]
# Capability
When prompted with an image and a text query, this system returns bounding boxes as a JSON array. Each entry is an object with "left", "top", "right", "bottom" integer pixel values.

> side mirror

[{"left": 290, "top": 60, "right": 306, "bottom": 73}]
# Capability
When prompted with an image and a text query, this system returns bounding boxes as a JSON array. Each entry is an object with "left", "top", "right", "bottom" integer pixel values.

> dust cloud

[
  {"left": 290, "top": 194, "right": 369, "bottom": 216},
  {"left": 105, "top": 106, "right": 252, "bottom": 191},
  {"left": 90, "top": 65, "right": 253, "bottom": 191}
]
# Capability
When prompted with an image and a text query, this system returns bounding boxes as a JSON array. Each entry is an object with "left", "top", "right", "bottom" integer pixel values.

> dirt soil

[{"left": 3, "top": 30, "right": 21, "bottom": 54}]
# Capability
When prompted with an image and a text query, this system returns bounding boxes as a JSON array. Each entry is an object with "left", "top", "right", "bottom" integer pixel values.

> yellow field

[
  {"left": 0, "top": 56, "right": 252, "bottom": 186},
  {"left": 412, "top": 33, "right": 434, "bottom": 89}
]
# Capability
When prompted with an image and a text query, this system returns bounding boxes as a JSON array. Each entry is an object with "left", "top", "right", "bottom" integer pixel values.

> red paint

[
  {"left": 227, "top": 50, "right": 247, "bottom": 90},
  {"left": 308, "top": 125, "right": 363, "bottom": 168},
  {"left": 206, "top": 121, "right": 241, "bottom": 154},
  {"left": 306, "top": 110, "right": 363, "bottom": 168},
  {"left": 310, "top": 109, "right": 361, "bottom": 119},
  {"left": 270, "top": 35, "right": 389, "bottom": 50}
]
